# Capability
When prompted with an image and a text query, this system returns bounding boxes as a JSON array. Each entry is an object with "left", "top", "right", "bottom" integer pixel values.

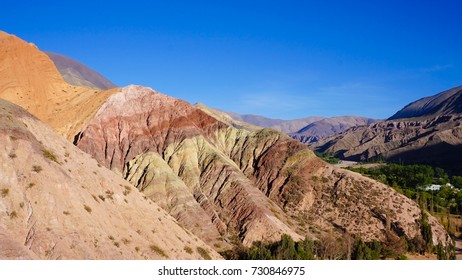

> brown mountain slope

[
  {"left": 0, "top": 31, "right": 117, "bottom": 139},
  {"left": 311, "top": 115, "right": 462, "bottom": 168},
  {"left": 311, "top": 85, "right": 462, "bottom": 170},
  {"left": 0, "top": 98, "right": 220, "bottom": 259},
  {"left": 389, "top": 85, "right": 462, "bottom": 120},
  {"left": 291, "top": 116, "right": 376, "bottom": 144},
  {"left": 45, "top": 51, "right": 117, "bottom": 90},
  {"left": 75, "top": 85, "right": 448, "bottom": 249}
]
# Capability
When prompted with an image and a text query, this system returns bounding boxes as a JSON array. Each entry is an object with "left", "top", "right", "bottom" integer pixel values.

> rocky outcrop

[
  {"left": 76, "top": 85, "right": 449, "bottom": 249},
  {"left": 0, "top": 98, "right": 221, "bottom": 259}
]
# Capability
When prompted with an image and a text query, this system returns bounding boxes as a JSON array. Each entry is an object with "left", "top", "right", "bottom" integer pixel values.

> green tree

[
  {"left": 247, "top": 241, "right": 272, "bottom": 260},
  {"left": 275, "top": 234, "right": 296, "bottom": 259},
  {"left": 420, "top": 212, "right": 433, "bottom": 252},
  {"left": 451, "top": 176, "right": 462, "bottom": 189},
  {"left": 295, "top": 237, "right": 315, "bottom": 260}
]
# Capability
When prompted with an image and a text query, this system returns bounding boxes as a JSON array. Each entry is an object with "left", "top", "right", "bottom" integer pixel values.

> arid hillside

[
  {"left": 0, "top": 98, "right": 220, "bottom": 259},
  {"left": 0, "top": 30, "right": 451, "bottom": 258},
  {"left": 75, "top": 85, "right": 449, "bottom": 250},
  {"left": 0, "top": 31, "right": 117, "bottom": 139}
]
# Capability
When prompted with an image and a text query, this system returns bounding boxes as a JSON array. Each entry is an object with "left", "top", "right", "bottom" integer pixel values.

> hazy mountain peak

[{"left": 45, "top": 51, "right": 117, "bottom": 90}]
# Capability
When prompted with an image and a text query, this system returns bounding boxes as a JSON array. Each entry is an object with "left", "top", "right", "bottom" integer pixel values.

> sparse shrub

[
  {"left": 19, "top": 202, "right": 24, "bottom": 208},
  {"left": 8, "top": 153, "right": 16, "bottom": 159},
  {"left": 135, "top": 246, "right": 140, "bottom": 252},
  {"left": 32, "top": 165, "right": 42, "bottom": 173},
  {"left": 84, "top": 204, "right": 92, "bottom": 213},
  {"left": 9, "top": 135, "right": 17, "bottom": 141},
  {"left": 105, "top": 190, "right": 114, "bottom": 200},
  {"left": 114, "top": 241, "right": 120, "bottom": 248},
  {"left": 123, "top": 185, "right": 131, "bottom": 196},
  {"left": 1, "top": 188, "right": 9, "bottom": 197},
  {"left": 41, "top": 149, "right": 59, "bottom": 163},
  {"left": 27, "top": 182, "right": 35, "bottom": 189},
  {"left": 184, "top": 246, "right": 193, "bottom": 254},
  {"left": 98, "top": 195, "right": 105, "bottom": 201},
  {"left": 92, "top": 194, "right": 99, "bottom": 202},
  {"left": 150, "top": 244, "right": 168, "bottom": 257},
  {"left": 108, "top": 235, "right": 115, "bottom": 241},
  {"left": 63, "top": 211, "right": 70, "bottom": 215},
  {"left": 122, "top": 238, "right": 131, "bottom": 245},
  {"left": 9, "top": 210, "right": 17, "bottom": 219},
  {"left": 196, "top": 247, "right": 212, "bottom": 260}
]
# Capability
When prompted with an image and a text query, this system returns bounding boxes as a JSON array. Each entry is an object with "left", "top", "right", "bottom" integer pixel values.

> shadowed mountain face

[
  {"left": 312, "top": 86, "right": 462, "bottom": 171},
  {"left": 75, "top": 85, "right": 448, "bottom": 248},
  {"left": 45, "top": 52, "right": 117, "bottom": 90},
  {"left": 389, "top": 85, "right": 462, "bottom": 120}
]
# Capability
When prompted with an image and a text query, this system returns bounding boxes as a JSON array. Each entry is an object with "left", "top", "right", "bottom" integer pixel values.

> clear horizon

[{"left": 2, "top": 0, "right": 462, "bottom": 119}]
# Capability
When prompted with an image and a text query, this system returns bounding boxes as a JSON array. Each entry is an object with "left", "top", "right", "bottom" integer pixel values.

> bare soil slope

[
  {"left": 0, "top": 98, "right": 220, "bottom": 259},
  {"left": 0, "top": 31, "right": 117, "bottom": 139}
]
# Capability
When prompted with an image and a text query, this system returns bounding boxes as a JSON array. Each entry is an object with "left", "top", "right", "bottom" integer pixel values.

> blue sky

[{"left": 2, "top": 0, "right": 462, "bottom": 119}]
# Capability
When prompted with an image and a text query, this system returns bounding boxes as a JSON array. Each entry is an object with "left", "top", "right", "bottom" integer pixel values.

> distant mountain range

[
  {"left": 290, "top": 116, "right": 376, "bottom": 144},
  {"left": 312, "top": 85, "right": 462, "bottom": 172},
  {"left": 226, "top": 111, "right": 376, "bottom": 144}
]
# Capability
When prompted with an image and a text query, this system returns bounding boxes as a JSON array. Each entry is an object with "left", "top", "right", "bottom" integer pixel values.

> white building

[{"left": 425, "top": 184, "right": 442, "bottom": 191}]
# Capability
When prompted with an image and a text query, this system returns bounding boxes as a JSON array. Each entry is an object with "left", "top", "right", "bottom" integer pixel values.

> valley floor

[{"left": 334, "top": 160, "right": 386, "bottom": 169}]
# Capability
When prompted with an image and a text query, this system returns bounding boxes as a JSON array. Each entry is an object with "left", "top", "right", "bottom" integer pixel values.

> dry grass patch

[
  {"left": 196, "top": 247, "right": 212, "bottom": 260},
  {"left": 150, "top": 244, "right": 168, "bottom": 258},
  {"left": 83, "top": 204, "right": 92, "bottom": 214},
  {"left": 1, "top": 188, "right": 9, "bottom": 197}
]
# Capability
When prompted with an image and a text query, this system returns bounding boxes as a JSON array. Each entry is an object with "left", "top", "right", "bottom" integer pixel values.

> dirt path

[{"left": 456, "top": 239, "right": 462, "bottom": 260}]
